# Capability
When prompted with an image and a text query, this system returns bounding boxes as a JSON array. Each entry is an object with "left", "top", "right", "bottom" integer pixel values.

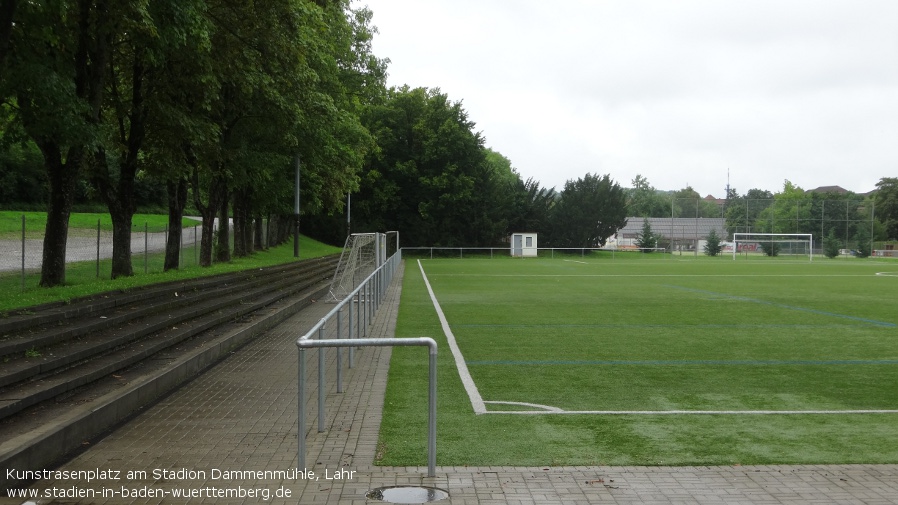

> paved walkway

[{"left": 9, "top": 260, "right": 898, "bottom": 504}]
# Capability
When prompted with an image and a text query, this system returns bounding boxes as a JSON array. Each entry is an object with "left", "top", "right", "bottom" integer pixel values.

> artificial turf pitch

[{"left": 377, "top": 255, "right": 898, "bottom": 466}]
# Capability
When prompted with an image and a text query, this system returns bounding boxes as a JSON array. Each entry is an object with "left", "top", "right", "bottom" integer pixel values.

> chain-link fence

[
  {"left": 668, "top": 197, "right": 894, "bottom": 255},
  {"left": 0, "top": 215, "right": 205, "bottom": 291}
]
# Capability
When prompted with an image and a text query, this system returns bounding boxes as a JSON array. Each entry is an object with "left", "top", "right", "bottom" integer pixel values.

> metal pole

[
  {"left": 363, "top": 283, "right": 369, "bottom": 337},
  {"left": 296, "top": 337, "right": 438, "bottom": 478},
  {"left": 144, "top": 222, "right": 148, "bottom": 274},
  {"left": 294, "top": 154, "right": 301, "bottom": 258},
  {"left": 355, "top": 291, "right": 362, "bottom": 338},
  {"left": 428, "top": 351, "right": 437, "bottom": 477},
  {"left": 348, "top": 300, "right": 355, "bottom": 368},
  {"left": 318, "top": 326, "right": 326, "bottom": 432},
  {"left": 298, "top": 349, "right": 307, "bottom": 469},
  {"left": 336, "top": 308, "right": 343, "bottom": 393}
]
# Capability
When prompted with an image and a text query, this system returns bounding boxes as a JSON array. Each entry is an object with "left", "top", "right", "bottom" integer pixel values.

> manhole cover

[{"left": 366, "top": 485, "right": 449, "bottom": 504}]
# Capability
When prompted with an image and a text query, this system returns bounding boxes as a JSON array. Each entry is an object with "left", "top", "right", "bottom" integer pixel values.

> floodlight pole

[{"left": 294, "top": 154, "right": 301, "bottom": 258}]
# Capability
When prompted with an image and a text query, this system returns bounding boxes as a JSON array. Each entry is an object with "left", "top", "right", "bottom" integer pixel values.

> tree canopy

[
  {"left": 1, "top": 0, "right": 386, "bottom": 284},
  {"left": 547, "top": 173, "right": 627, "bottom": 248}
]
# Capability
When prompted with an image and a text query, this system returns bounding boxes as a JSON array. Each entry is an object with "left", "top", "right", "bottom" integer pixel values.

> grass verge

[
  {"left": 0, "top": 210, "right": 198, "bottom": 238},
  {"left": 0, "top": 235, "right": 341, "bottom": 313}
]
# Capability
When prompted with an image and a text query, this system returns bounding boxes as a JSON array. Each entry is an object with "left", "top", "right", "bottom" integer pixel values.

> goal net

[
  {"left": 327, "top": 233, "right": 384, "bottom": 302},
  {"left": 732, "top": 233, "right": 813, "bottom": 261}
]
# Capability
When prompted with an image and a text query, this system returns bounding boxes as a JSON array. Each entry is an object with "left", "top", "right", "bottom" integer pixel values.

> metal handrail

[
  {"left": 295, "top": 250, "right": 439, "bottom": 477},
  {"left": 296, "top": 336, "right": 437, "bottom": 477}
]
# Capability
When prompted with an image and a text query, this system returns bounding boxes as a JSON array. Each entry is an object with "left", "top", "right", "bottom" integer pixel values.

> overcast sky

[{"left": 357, "top": 0, "right": 898, "bottom": 197}]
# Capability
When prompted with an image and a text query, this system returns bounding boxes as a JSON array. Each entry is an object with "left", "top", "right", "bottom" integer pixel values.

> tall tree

[
  {"left": 355, "top": 86, "right": 503, "bottom": 246},
  {"left": 626, "top": 174, "right": 668, "bottom": 217},
  {"left": 90, "top": 0, "right": 210, "bottom": 278},
  {"left": 7, "top": 0, "right": 110, "bottom": 286},
  {"left": 725, "top": 188, "right": 774, "bottom": 235},
  {"left": 547, "top": 173, "right": 627, "bottom": 248},
  {"left": 635, "top": 217, "right": 659, "bottom": 251},
  {"left": 703, "top": 228, "right": 723, "bottom": 256},
  {"left": 507, "top": 176, "right": 556, "bottom": 236},
  {"left": 672, "top": 185, "right": 720, "bottom": 218},
  {"left": 874, "top": 177, "right": 898, "bottom": 240}
]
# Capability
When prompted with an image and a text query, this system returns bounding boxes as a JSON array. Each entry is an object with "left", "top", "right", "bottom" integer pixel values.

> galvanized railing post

[
  {"left": 356, "top": 293, "right": 362, "bottom": 339},
  {"left": 368, "top": 282, "right": 373, "bottom": 325},
  {"left": 318, "top": 325, "right": 326, "bottom": 432},
  {"left": 428, "top": 349, "right": 437, "bottom": 474},
  {"left": 348, "top": 299, "right": 355, "bottom": 368},
  {"left": 363, "top": 282, "right": 368, "bottom": 330},
  {"left": 336, "top": 307, "right": 343, "bottom": 393},
  {"left": 296, "top": 337, "right": 437, "bottom": 478},
  {"left": 297, "top": 251, "right": 436, "bottom": 474},
  {"left": 298, "top": 348, "right": 307, "bottom": 469}
]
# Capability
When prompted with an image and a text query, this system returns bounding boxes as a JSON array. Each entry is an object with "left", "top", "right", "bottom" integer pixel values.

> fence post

[{"left": 144, "top": 222, "right": 148, "bottom": 274}]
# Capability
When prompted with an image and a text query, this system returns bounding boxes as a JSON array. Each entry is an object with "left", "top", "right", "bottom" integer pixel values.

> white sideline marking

[
  {"left": 483, "top": 409, "right": 898, "bottom": 415},
  {"left": 875, "top": 272, "right": 898, "bottom": 277},
  {"left": 485, "top": 401, "right": 564, "bottom": 412},
  {"left": 417, "top": 260, "right": 898, "bottom": 417},
  {"left": 417, "top": 260, "right": 487, "bottom": 414},
  {"left": 563, "top": 259, "right": 588, "bottom": 264}
]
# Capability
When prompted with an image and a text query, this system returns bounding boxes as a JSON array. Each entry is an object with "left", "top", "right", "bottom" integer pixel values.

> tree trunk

[
  {"left": 108, "top": 208, "right": 134, "bottom": 278},
  {"left": 199, "top": 210, "right": 215, "bottom": 267},
  {"left": 92, "top": 148, "right": 137, "bottom": 279},
  {"left": 232, "top": 186, "right": 254, "bottom": 257},
  {"left": 191, "top": 165, "right": 224, "bottom": 268},
  {"left": 275, "top": 214, "right": 291, "bottom": 245},
  {"left": 94, "top": 50, "right": 147, "bottom": 279},
  {"left": 216, "top": 183, "right": 230, "bottom": 262},
  {"left": 232, "top": 187, "right": 246, "bottom": 258},
  {"left": 241, "top": 190, "right": 253, "bottom": 255},
  {"left": 254, "top": 215, "right": 265, "bottom": 251},
  {"left": 267, "top": 215, "right": 278, "bottom": 247},
  {"left": 39, "top": 146, "right": 81, "bottom": 287},
  {"left": 164, "top": 177, "right": 187, "bottom": 271},
  {"left": 26, "top": 0, "right": 108, "bottom": 287}
]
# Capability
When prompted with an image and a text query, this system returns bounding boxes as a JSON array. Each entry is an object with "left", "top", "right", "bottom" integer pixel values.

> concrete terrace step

[
  {"left": 0, "top": 255, "right": 338, "bottom": 488},
  {"left": 0, "top": 258, "right": 336, "bottom": 391},
  {"left": 0, "top": 261, "right": 335, "bottom": 420},
  {"left": 0, "top": 259, "right": 330, "bottom": 356}
]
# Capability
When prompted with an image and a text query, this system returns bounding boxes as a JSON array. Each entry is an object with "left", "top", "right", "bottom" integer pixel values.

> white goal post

[
  {"left": 732, "top": 233, "right": 814, "bottom": 261},
  {"left": 326, "top": 232, "right": 386, "bottom": 302}
]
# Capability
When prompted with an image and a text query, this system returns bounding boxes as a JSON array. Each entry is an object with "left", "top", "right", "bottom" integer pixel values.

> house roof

[
  {"left": 808, "top": 185, "right": 849, "bottom": 194},
  {"left": 616, "top": 217, "right": 727, "bottom": 240}
]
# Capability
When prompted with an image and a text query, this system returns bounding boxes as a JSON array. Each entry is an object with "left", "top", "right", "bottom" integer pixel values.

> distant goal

[
  {"left": 326, "top": 232, "right": 386, "bottom": 302},
  {"left": 732, "top": 233, "right": 813, "bottom": 261}
]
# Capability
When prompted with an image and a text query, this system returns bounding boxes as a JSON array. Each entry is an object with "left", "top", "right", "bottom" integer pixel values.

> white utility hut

[{"left": 510, "top": 232, "right": 538, "bottom": 257}]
